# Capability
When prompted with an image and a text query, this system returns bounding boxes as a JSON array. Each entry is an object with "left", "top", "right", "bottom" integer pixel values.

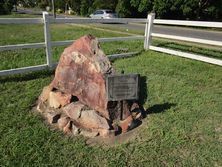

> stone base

[{"left": 35, "top": 89, "right": 144, "bottom": 139}]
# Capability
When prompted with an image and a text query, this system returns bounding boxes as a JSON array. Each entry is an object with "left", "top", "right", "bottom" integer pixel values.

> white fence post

[
  {"left": 43, "top": 12, "right": 53, "bottom": 68},
  {"left": 144, "top": 13, "right": 155, "bottom": 50}
]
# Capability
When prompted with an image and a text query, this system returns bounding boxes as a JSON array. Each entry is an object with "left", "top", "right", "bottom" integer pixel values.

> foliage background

[{"left": 1, "top": 0, "right": 222, "bottom": 20}]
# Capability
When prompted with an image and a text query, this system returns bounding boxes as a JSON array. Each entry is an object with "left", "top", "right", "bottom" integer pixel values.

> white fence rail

[
  {"left": 0, "top": 12, "right": 222, "bottom": 76},
  {"left": 154, "top": 19, "right": 222, "bottom": 28},
  {"left": 49, "top": 18, "right": 147, "bottom": 24},
  {"left": 0, "top": 18, "right": 43, "bottom": 24},
  {"left": 0, "top": 42, "right": 45, "bottom": 51},
  {"left": 152, "top": 33, "right": 222, "bottom": 47},
  {"left": 150, "top": 46, "right": 222, "bottom": 66},
  {"left": 147, "top": 14, "right": 222, "bottom": 66},
  {"left": 0, "top": 12, "right": 145, "bottom": 76}
]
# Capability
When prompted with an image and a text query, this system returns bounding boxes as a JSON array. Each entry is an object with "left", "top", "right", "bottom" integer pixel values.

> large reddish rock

[{"left": 51, "top": 35, "right": 113, "bottom": 119}]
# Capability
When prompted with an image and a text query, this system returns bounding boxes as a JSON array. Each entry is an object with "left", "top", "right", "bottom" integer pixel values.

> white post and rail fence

[{"left": 0, "top": 12, "right": 222, "bottom": 76}]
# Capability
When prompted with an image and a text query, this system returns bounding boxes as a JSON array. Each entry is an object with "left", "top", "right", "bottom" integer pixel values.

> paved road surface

[
  {"left": 16, "top": 8, "right": 222, "bottom": 43},
  {"left": 116, "top": 23, "right": 222, "bottom": 42}
]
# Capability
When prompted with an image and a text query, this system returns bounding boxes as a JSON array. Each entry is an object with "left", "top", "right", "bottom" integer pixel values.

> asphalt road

[
  {"left": 16, "top": 8, "right": 222, "bottom": 42},
  {"left": 115, "top": 23, "right": 222, "bottom": 42}
]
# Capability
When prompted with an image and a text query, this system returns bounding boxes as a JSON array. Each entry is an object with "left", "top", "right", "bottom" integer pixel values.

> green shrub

[{"left": 0, "top": 0, "right": 13, "bottom": 15}]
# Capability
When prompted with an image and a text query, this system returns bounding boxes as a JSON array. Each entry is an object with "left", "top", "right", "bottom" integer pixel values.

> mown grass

[
  {"left": 0, "top": 15, "right": 222, "bottom": 166},
  {"left": 152, "top": 39, "right": 222, "bottom": 60},
  {"left": 0, "top": 23, "right": 143, "bottom": 70}
]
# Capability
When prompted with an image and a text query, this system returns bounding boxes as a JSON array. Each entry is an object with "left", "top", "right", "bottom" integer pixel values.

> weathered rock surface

[
  {"left": 72, "top": 123, "right": 80, "bottom": 136},
  {"left": 58, "top": 116, "right": 70, "bottom": 130},
  {"left": 63, "top": 102, "right": 85, "bottom": 120},
  {"left": 51, "top": 35, "right": 113, "bottom": 119},
  {"left": 63, "top": 120, "right": 72, "bottom": 134},
  {"left": 98, "top": 129, "right": 115, "bottom": 138},
  {"left": 48, "top": 92, "right": 61, "bottom": 108},
  {"left": 80, "top": 130, "right": 99, "bottom": 138},
  {"left": 63, "top": 102, "right": 110, "bottom": 130},
  {"left": 37, "top": 101, "right": 47, "bottom": 112},
  {"left": 120, "top": 115, "right": 133, "bottom": 133},
  {"left": 48, "top": 91, "right": 72, "bottom": 109},
  {"left": 39, "top": 85, "right": 53, "bottom": 102},
  {"left": 79, "top": 110, "right": 110, "bottom": 130},
  {"left": 46, "top": 111, "right": 61, "bottom": 124}
]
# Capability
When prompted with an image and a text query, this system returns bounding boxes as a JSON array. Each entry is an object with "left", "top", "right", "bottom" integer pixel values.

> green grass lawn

[{"left": 0, "top": 15, "right": 222, "bottom": 166}]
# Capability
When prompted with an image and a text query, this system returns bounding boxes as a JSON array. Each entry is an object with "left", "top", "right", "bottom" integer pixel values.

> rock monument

[{"left": 36, "top": 35, "right": 144, "bottom": 138}]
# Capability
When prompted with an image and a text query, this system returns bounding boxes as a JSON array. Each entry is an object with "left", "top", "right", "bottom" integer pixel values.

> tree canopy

[
  {"left": 1, "top": 0, "right": 222, "bottom": 21},
  {"left": 0, "top": 0, "right": 15, "bottom": 14}
]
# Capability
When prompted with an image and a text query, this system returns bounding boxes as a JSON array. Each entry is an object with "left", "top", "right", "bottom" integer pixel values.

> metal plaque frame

[{"left": 106, "top": 74, "right": 139, "bottom": 101}]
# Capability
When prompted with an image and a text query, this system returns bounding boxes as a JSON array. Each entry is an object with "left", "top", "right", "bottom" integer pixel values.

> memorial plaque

[{"left": 106, "top": 74, "right": 139, "bottom": 101}]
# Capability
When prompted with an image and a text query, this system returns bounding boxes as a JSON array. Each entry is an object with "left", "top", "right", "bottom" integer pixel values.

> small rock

[
  {"left": 80, "top": 130, "right": 99, "bottom": 138},
  {"left": 46, "top": 112, "right": 61, "bottom": 124},
  {"left": 58, "top": 117, "right": 70, "bottom": 130},
  {"left": 63, "top": 121, "right": 72, "bottom": 134},
  {"left": 55, "top": 91, "right": 72, "bottom": 107},
  {"left": 131, "top": 112, "right": 142, "bottom": 120},
  {"left": 48, "top": 91, "right": 72, "bottom": 109},
  {"left": 64, "top": 103, "right": 110, "bottom": 130},
  {"left": 36, "top": 102, "right": 46, "bottom": 112},
  {"left": 131, "top": 102, "right": 144, "bottom": 119},
  {"left": 49, "top": 91, "right": 61, "bottom": 108},
  {"left": 120, "top": 115, "right": 133, "bottom": 133},
  {"left": 39, "top": 85, "right": 53, "bottom": 102},
  {"left": 63, "top": 102, "right": 85, "bottom": 120},
  {"left": 72, "top": 123, "right": 80, "bottom": 136},
  {"left": 79, "top": 110, "right": 110, "bottom": 130}
]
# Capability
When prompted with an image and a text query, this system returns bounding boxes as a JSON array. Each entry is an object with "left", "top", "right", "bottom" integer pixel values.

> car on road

[{"left": 89, "top": 9, "right": 118, "bottom": 19}]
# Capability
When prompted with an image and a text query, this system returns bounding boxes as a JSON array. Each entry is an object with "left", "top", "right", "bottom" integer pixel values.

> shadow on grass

[
  {"left": 146, "top": 102, "right": 176, "bottom": 114},
  {"left": 0, "top": 70, "right": 54, "bottom": 83}
]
